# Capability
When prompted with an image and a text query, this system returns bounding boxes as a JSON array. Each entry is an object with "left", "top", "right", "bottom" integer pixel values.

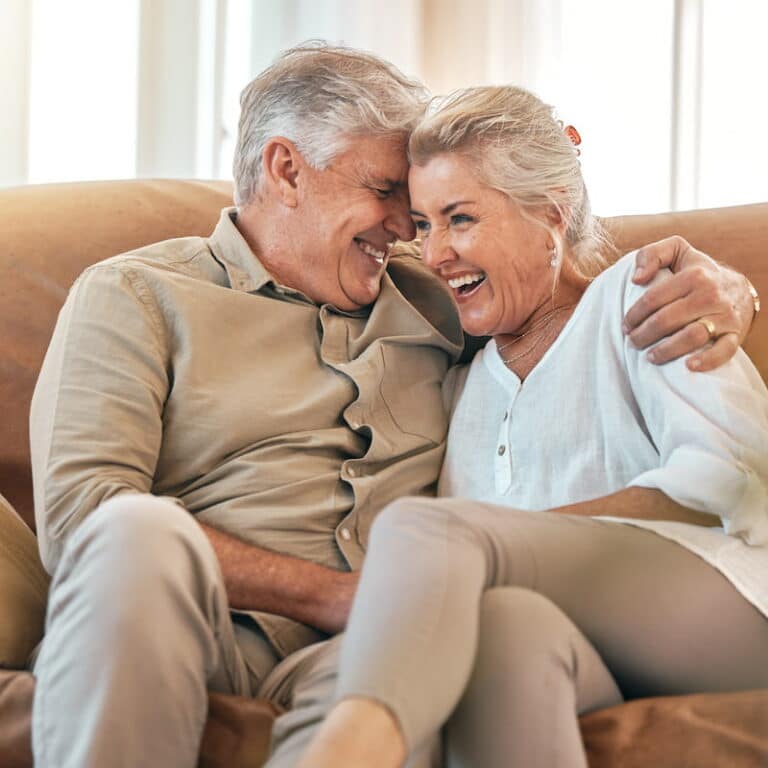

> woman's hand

[{"left": 622, "top": 236, "right": 756, "bottom": 371}]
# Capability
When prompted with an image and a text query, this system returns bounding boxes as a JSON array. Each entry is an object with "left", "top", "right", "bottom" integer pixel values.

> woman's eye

[
  {"left": 450, "top": 214, "right": 473, "bottom": 225},
  {"left": 413, "top": 220, "right": 430, "bottom": 234}
]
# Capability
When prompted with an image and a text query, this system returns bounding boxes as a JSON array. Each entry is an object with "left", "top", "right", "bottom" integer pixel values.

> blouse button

[
  {"left": 340, "top": 528, "right": 352, "bottom": 541},
  {"left": 497, "top": 445, "right": 506, "bottom": 456}
]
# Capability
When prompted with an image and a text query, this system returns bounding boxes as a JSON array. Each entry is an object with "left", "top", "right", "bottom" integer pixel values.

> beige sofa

[{"left": 1, "top": 179, "right": 767, "bottom": 767}]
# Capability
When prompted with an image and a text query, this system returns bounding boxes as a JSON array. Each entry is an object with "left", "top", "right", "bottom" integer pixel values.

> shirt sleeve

[
  {"left": 623, "top": 270, "right": 768, "bottom": 546},
  {"left": 30, "top": 264, "right": 173, "bottom": 573},
  {"left": 441, "top": 363, "right": 470, "bottom": 419}
]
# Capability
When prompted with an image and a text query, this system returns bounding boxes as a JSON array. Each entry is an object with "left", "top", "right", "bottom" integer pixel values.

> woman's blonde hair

[{"left": 409, "top": 86, "right": 613, "bottom": 278}]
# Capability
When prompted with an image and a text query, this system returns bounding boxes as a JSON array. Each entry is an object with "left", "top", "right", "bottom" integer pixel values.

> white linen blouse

[{"left": 438, "top": 252, "right": 768, "bottom": 618}]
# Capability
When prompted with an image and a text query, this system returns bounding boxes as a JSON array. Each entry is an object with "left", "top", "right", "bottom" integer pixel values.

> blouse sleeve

[{"left": 624, "top": 270, "right": 768, "bottom": 546}]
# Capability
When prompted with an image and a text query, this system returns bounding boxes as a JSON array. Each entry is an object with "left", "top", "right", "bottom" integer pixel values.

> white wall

[
  {"left": 0, "top": 0, "right": 31, "bottom": 187},
  {"left": 27, "top": 0, "right": 140, "bottom": 183}
]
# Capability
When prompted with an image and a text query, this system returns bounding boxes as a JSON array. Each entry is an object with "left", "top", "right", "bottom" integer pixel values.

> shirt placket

[
  {"left": 318, "top": 305, "right": 371, "bottom": 568},
  {"left": 495, "top": 382, "right": 521, "bottom": 495}
]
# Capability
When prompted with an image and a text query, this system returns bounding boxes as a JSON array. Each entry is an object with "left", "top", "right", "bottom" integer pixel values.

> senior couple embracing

[{"left": 29, "top": 43, "right": 767, "bottom": 767}]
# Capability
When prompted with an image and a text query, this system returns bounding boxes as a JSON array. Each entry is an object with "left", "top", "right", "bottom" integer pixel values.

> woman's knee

[
  {"left": 474, "top": 588, "right": 621, "bottom": 711},
  {"left": 476, "top": 588, "right": 579, "bottom": 671},
  {"left": 371, "top": 496, "right": 477, "bottom": 548}
]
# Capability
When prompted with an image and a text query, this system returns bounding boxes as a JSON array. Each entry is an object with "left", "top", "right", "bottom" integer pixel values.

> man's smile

[{"left": 354, "top": 237, "right": 387, "bottom": 265}]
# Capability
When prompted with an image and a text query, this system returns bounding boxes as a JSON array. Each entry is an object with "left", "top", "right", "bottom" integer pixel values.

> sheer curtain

[{"left": 2, "top": 0, "right": 765, "bottom": 214}]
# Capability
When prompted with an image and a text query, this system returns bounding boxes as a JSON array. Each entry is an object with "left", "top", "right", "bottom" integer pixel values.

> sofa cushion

[
  {"left": 0, "top": 495, "right": 48, "bottom": 669},
  {"left": 0, "top": 670, "right": 279, "bottom": 768},
  {"left": 0, "top": 670, "right": 34, "bottom": 768},
  {"left": 199, "top": 692, "right": 280, "bottom": 768},
  {"left": 581, "top": 689, "right": 768, "bottom": 767}
]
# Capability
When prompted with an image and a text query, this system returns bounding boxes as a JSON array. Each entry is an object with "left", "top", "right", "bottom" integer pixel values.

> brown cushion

[
  {"left": 199, "top": 692, "right": 280, "bottom": 768},
  {"left": 0, "top": 670, "right": 34, "bottom": 768},
  {"left": 581, "top": 689, "right": 768, "bottom": 767},
  {"left": 0, "top": 495, "right": 48, "bottom": 668},
  {"left": 0, "top": 670, "right": 279, "bottom": 768}
]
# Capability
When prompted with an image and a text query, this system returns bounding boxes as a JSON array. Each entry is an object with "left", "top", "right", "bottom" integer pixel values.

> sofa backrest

[{"left": 1, "top": 179, "right": 766, "bottom": 530}]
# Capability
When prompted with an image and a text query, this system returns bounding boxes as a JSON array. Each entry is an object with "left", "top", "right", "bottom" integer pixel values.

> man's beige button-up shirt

[{"left": 31, "top": 209, "right": 464, "bottom": 657}]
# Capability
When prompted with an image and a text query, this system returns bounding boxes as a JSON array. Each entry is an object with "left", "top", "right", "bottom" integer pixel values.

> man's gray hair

[{"left": 233, "top": 41, "right": 429, "bottom": 206}]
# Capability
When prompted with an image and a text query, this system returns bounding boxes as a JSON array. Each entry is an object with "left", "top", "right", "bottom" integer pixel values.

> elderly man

[{"left": 29, "top": 43, "right": 756, "bottom": 767}]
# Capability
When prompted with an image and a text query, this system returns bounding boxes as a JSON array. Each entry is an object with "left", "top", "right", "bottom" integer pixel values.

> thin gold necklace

[
  {"left": 496, "top": 304, "right": 577, "bottom": 353},
  {"left": 500, "top": 327, "right": 553, "bottom": 367}
]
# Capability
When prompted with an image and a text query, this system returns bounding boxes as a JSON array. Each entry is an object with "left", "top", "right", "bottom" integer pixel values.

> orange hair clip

[{"left": 563, "top": 125, "right": 581, "bottom": 155}]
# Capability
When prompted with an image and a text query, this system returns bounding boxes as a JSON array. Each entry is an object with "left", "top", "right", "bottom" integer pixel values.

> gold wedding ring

[{"left": 697, "top": 317, "right": 717, "bottom": 341}]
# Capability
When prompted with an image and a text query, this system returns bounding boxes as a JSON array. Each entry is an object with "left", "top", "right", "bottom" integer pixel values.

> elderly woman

[{"left": 299, "top": 86, "right": 768, "bottom": 767}]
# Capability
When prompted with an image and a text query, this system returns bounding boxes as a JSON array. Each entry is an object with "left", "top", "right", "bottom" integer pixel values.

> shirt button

[
  {"left": 347, "top": 466, "right": 358, "bottom": 477},
  {"left": 340, "top": 528, "right": 352, "bottom": 541},
  {"left": 497, "top": 445, "right": 506, "bottom": 456}
]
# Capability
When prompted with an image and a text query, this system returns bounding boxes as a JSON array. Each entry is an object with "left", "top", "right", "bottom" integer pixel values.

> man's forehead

[{"left": 346, "top": 134, "right": 410, "bottom": 182}]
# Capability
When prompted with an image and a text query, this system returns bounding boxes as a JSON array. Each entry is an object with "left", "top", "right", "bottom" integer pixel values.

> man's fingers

[
  {"left": 686, "top": 332, "right": 740, "bottom": 372},
  {"left": 644, "top": 321, "right": 714, "bottom": 364},
  {"left": 625, "top": 266, "right": 727, "bottom": 345},
  {"left": 623, "top": 270, "right": 687, "bottom": 332},
  {"left": 632, "top": 236, "right": 690, "bottom": 284},
  {"left": 626, "top": 237, "right": 750, "bottom": 369},
  {"left": 626, "top": 294, "right": 717, "bottom": 349}
]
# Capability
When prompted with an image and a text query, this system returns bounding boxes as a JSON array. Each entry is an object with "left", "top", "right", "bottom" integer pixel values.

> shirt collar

[
  {"left": 208, "top": 207, "right": 311, "bottom": 301},
  {"left": 207, "top": 207, "right": 272, "bottom": 293}
]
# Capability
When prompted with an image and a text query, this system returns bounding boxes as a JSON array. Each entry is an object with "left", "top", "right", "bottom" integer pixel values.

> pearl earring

[{"left": 549, "top": 248, "right": 558, "bottom": 268}]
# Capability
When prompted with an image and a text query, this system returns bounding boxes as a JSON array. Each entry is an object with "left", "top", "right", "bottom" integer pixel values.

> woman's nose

[{"left": 421, "top": 231, "right": 455, "bottom": 270}]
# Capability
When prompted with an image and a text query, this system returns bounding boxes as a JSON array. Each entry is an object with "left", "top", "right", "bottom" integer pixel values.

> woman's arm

[{"left": 550, "top": 486, "right": 720, "bottom": 526}]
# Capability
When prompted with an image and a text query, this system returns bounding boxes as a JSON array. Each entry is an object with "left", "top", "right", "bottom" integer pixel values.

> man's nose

[{"left": 384, "top": 197, "right": 416, "bottom": 242}]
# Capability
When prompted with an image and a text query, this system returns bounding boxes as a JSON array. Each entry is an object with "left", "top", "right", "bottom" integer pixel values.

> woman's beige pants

[{"left": 322, "top": 498, "right": 768, "bottom": 768}]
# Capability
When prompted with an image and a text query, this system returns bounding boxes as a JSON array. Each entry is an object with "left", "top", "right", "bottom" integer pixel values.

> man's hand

[
  {"left": 200, "top": 521, "right": 359, "bottom": 634},
  {"left": 623, "top": 236, "right": 756, "bottom": 371},
  {"left": 319, "top": 569, "right": 360, "bottom": 634}
]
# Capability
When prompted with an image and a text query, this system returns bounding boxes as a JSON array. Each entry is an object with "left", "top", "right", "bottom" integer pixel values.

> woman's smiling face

[{"left": 409, "top": 152, "right": 558, "bottom": 338}]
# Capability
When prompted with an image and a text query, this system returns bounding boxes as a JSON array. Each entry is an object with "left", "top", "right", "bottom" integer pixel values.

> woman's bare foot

[{"left": 297, "top": 696, "right": 407, "bottom": 768}]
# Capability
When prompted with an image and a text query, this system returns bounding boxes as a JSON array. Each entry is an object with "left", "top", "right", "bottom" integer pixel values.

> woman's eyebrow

[{"left": 409, "top": 201, "right": 475, "bottom": 217}]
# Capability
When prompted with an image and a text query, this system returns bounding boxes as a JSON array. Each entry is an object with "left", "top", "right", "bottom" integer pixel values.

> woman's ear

[
  {"left": 545, "top": 203, "right": 571, "bottom": 237},
  {"left": 261, "top": 138, "right": 302, "bottom": 207}
]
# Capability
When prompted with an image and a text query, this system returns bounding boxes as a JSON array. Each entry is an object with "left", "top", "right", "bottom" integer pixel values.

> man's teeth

[
  {"left": 448, "top": 273, "right": 485, "bottom": 289},
  {"left": 356, "top": 239, "right": 386, "bottom": 264}
]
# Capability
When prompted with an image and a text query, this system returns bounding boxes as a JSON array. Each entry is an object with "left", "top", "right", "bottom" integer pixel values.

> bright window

[
  {"left": 27, "top": 0, "right": 140, "bottom": 183},
  {"left": 697, "top": 0, "right": 768, "bottom": 208}
]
